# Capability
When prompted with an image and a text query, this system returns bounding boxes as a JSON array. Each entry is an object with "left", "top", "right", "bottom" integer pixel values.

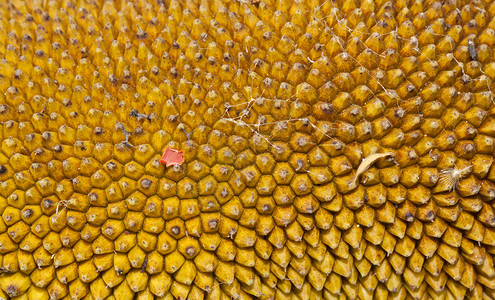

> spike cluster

[{"left": 1, "top": 0, "right": 495, "bottom": 299}]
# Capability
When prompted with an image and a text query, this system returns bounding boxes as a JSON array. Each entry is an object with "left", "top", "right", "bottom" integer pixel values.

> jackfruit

[{"left": 1, "top": 0, "right": 495, "bottom": 299}]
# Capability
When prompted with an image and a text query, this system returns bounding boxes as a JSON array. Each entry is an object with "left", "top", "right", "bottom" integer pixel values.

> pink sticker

[{"left": 160, "top": 147, "right": 185, "bottom": 167}]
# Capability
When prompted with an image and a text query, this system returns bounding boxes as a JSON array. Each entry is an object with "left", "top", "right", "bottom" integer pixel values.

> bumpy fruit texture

[{"left": 2, "top": 0, "right": 495, "bottom": 298}]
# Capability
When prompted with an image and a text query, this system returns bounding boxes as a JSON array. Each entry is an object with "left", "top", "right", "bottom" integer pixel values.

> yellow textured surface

[{"left": 2, "top": 0, "right": 495, "bottom": 299}]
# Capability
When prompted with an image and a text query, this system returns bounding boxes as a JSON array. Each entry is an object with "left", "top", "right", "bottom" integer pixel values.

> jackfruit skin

[{"left": 1, "top": 0, "right": 495, "bottom": 299}]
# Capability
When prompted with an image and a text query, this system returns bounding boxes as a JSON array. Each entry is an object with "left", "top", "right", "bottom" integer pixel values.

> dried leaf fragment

[{"left": 353, "top": 152, "right": 395, "bottom": 183}]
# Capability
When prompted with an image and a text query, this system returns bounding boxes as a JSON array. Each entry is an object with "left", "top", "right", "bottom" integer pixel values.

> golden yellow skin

[{"left": 1, "top": 0, "right": 495, "bottom": 299}]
